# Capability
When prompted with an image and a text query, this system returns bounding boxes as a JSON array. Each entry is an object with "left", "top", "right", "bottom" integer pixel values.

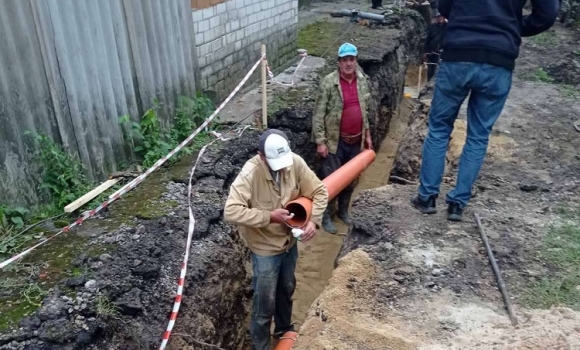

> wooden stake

[
  {"left": 261, "top": 44, "right": 267, "bottom": 129},
  {"left": 64, "top": 178, "right": 121, "bottom": 213},
  {"left": 417, "top": 63, "right": 423, "bottom": 96}
]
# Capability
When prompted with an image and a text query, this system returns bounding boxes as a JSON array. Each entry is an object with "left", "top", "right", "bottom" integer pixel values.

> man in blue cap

[{"left": 312, "top": 42, "right": 374, "bottom": 234}]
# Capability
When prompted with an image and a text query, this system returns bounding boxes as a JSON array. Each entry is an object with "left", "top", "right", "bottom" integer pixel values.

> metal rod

[{"left": 474, "top": 212, "right": 519, "bottom": 326}]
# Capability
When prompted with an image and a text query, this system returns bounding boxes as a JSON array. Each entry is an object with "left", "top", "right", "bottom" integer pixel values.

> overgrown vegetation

[
  {"left": 119, "top": 94, "right": 215, "bottom": 168},
  {"left": 0, "top": 94, "right": 217, "bottom": 261},
  {"left": 523, "top": 208, "right": 580, "bottom": 310}
]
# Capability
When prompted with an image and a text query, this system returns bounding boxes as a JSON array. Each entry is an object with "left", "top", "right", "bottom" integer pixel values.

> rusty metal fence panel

[{"left": 0, "top": 0, "right": 199, "bottom": 206}]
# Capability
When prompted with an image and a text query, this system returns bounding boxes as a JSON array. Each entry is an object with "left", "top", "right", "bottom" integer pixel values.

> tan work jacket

[{"left": 224, "top": 153, "right": 328, "bottom": 256}]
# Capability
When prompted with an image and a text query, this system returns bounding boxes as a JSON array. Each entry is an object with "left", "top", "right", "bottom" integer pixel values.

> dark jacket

[
  {"left": 424, "top": 22, "right": 447, "bottom": 54},
  {"left": 438, "top": 0, "right": 559, "bottom": 70}
]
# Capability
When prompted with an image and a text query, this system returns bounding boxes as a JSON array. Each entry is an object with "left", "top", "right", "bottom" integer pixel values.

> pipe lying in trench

[
  {"left": 274, "top": 331, "right": 298, "bottom": 350},
  {"left": 285, "top": 149, "right": 377, "bottom": 228}
]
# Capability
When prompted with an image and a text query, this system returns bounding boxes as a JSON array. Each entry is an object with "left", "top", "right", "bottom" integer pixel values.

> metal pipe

[
  {"left": 338, "top": 9, "right": 387, "bottom": 23},
  {"left": 474, "top": 212, "right": 519, "bottom": 326},
  {"left": 285, "top": 149, "right": 376, "bottom": 228}
]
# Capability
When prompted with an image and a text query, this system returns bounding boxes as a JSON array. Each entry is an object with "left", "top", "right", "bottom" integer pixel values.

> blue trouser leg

[
  {"left": 250, "top": 245, "right": 298, "bottom": 350},
  {"left": 418, "top": 61, "right": 469, "bottom": 200},
  {"left": 446, "top": 64, "right": 512, "bottom": 207},
  {"left": 273, "top": 244, "right": 298, "bottom": 335}
]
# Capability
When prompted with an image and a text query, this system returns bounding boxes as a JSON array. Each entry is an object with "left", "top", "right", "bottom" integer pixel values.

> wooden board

[{"left": 64, "top": 178, "right": 121, "bottom": 213}]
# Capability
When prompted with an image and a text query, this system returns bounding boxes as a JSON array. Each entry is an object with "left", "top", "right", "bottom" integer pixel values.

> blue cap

[{"left": 338, "top": 43, "right": 358, "bottom": 58}]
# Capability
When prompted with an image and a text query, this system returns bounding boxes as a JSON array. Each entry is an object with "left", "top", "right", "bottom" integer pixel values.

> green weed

[
  {"left": 95, "top": 295, "right": 121, "bottom": 317},
  {"left": 529, "top": 30, "right": 557, "bottom": 46},
  {"left": 24, "top": 132, "right": 92, "bottom": 209},
  {"left": 523, "top": 208, "right": 580, "bottom": 310}
]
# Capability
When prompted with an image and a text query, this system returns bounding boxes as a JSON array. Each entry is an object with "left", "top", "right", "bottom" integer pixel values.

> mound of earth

[{"left": 296, "top": 22, "right": 580, "bottom": 350}]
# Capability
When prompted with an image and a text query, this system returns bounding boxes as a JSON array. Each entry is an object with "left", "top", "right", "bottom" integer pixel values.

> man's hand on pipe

[
  {"left": 300, "top": 221, "right": 317, "bottom": 242},
  {"left": 270, "top": 209, "right": 294, "bottom": 224}
]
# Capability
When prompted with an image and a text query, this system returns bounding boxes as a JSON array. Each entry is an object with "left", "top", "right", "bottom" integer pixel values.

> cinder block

[
  {"left": 235, "top": 29, "right": 245, "bottom": 41},
  {"left": 231, "top": 19, "right": 240, "bottom": 31},
  {"left": 218, "top": 69, "right": 228, "bottom": 81},
  {"left": 260, "top": 20, "right": 267, "bottom": 30},
  {"left": 216, "top": 3, "right": 226, "bottom": 14},
  {"left": 198, "top": 19, "right": 210, "bottom": 32},
  {"left": 201, "top": 65, "right": 214, "bottom": 78},
  {"left": 267, "top": 18, "right": 274, "bottom": 29},
  {"left": 249, "top": 13, "right": 259, "bottom": 24},
  {"left": 226, "top": 0, "right": 237, "bottom": 11},
  {"left": 234, "top": 40, "right": 242, "bottom": 52},
  {"left": 226, "top": 22, "right": 232, "bottom": 33},
  {"left": 241, "top": 16, "right": 249, "bottom": 27},
  {"left": 202, "top": 7, "right": 216, "bottom": 20},
  {"left": 226, "top": 43, "right": 236, "bottom": 55},
  {"left": 253, "top": 3, "right": 261, "bottom": 13},
  {"left": 209, "top": 16, "right": 220, "bottom": 28},
  {"left": 192, "top": 10, "right": 203, "bottom": 23},
  {"left": 224, "top": 54, "right": 234, "bottom": 67},
  {"left": 198, "top": 42, "right": 212, "bottom": 56},
  {"left": 197, "top": 55, "right": 207, "bottom": 68},
  {"left": 215, "top": 25, "right": 225, "bottom": 38},
  {"left": 226, "top": 32, "right": 237, "bottom": 45},
  {"left": 207, "top": 73, "right": 219, "bottom": 87},
  {"left": 203, "top": 30, "right": 215, "bottom": 44},
  {"left": 195, "top": 32, "right": 205, "bottom": 46}
]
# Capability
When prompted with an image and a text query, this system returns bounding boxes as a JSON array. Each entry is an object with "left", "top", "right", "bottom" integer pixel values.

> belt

[{"left": 340, "top": 133, "right": 362, "bottom": 145}]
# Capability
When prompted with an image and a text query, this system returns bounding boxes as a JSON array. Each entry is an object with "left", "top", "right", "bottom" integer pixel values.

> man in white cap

[{"left": 224, "top": 129, "right": 328, "bottom": 350}]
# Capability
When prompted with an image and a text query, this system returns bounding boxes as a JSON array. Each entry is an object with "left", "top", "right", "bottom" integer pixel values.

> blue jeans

[
  {"left": 418, "top": 61, "right": 512, "bottom": 207},
  {"left": 250, "top": 244, "right": 298, "bottom": 350}
]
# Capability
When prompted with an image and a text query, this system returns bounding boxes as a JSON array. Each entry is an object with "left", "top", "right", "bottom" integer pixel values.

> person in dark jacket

[
  {"left": 411, "top": 0, "right": 559, "bottom": 221},
  {"left": 423, "top": 10, "right": 447, "bottom": 81},
  {"left": 371, "top": 0, "right": 384, "bottom": 10}
]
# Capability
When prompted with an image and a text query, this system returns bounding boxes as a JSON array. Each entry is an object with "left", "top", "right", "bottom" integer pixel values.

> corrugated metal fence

[{"left": 0, "top": 0, "right": 199, "bottom": 206}]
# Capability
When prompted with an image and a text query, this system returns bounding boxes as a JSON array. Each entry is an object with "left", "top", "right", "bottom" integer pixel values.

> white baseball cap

[{"left": 258, "top": 129, "right": 293, "bottom": 171}]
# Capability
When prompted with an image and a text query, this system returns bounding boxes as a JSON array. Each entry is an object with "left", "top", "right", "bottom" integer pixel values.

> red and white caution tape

[
  {"left": 0, "top": 55, "right": 264, "bottom": 271},
  {"left": 158, "top": 125, "right": 250, "bottom": 350},
  {"left": 267, "top": 51, "right": 308, "bottom": 87}
]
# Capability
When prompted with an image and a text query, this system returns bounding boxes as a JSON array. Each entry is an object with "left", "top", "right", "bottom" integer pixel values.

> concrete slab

[{"left": 218, "top": 55, "right": 327, "bottom": 126}]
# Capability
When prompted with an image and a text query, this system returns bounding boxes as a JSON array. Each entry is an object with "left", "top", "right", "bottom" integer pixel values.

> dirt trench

[
  {"left": 294, "top": 23, "right": 580, "bottom": 350},
  {"left": 0, "top": 11, "right": 424, "bottom": 350}
]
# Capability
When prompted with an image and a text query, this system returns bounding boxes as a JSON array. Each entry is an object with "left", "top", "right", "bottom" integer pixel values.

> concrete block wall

[{"left": 192, "top": 0, "right": 299, "bottom": 100}]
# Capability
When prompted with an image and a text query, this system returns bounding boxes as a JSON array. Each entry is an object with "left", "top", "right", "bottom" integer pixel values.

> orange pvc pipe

[
  {"left": 285, "top": 149, "right": 376, "bottom": 228},
  {"left": 274, "top": 331, "right": 298, "bottom": 350}
]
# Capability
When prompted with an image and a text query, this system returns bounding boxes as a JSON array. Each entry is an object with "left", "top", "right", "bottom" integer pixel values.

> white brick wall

[{"left": 192, "top": 0, "right": 298, "bottom": 79}]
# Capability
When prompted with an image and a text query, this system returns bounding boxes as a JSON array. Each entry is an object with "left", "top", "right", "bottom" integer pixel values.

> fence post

[{"left": 261, "top": 44, "right": 267, "bottom": 129}]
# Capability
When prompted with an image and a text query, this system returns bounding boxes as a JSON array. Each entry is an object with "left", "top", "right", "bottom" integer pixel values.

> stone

[{"left": 114, "top": 288, "right": 144, "bottom": 316}]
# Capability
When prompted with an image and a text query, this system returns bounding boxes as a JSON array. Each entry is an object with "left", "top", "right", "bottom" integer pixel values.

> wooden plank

[{"left": 64, "top": 178, "right": 121, "bottom": 213}]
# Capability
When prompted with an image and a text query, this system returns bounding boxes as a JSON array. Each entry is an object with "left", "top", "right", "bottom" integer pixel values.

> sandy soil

[{"left": 294, "top": 19, "right": 580, "bottom": 350}]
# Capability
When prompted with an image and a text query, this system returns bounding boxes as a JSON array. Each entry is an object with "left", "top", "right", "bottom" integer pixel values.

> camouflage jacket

[{"left": 311, "top": 68, "right": 371, "bottom": 154}]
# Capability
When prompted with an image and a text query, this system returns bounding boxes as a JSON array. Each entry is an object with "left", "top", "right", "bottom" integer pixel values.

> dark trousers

[
  {"left": 250, "top": 244, "right": 298, "bottom": 350},
  {"left": 319, "top": 139, "right": 361, "bottom": 211},
  {"left": 426, "top": 53, "right": 440, "bottom": 81},
  {"left": 372, "top": 0, "right": 382, "bottom": 8}
]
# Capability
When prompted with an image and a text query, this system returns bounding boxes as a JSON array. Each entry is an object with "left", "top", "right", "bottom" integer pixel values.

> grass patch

[
  {"left": 298, "top": 21, "right": 345, "bottom": 58},
  {"left": 520, "top": 67, "right": 554, "bottom": 83},
  {"left": 559, "top": 84, "right": 580, "bottom": 99},
  {"left": 529, "top": 30, "right": 557, "bottom": 46},
  {"left": 523, "top": 208, "right": 580, "bottom": 310}
]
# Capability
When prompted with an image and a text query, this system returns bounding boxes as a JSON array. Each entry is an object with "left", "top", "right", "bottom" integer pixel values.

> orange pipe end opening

[
  {"left": 283, "top": 148, "right": 376, "bottom": 228},
  {"left": 285, "top": 197, "right": 313, "bottom": 228},
  {"left": 274, "top": 331, "right": 298, "bottom": 350}
]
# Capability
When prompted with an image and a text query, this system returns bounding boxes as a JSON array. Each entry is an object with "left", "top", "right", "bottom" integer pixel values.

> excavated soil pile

[
  {"left": 295, "top": 23, "right": 580, "bottom": 350},
  {"left": 0, "top": 11, "right": 424, "bottom": 350}
]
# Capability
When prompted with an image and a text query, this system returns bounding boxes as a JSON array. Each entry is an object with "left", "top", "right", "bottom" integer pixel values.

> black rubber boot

[
  {"left": 337, "top": 191, "right": 353, "bottom": 226},
  {"left": 322, "top": 202, "right": 337, "bottom": 234}
]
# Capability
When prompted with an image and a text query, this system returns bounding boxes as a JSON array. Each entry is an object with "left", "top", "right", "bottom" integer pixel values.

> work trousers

[
  {"left": 426, "top": 53, "right": 440, "bottom": 81},
  {"left": 319, "top": 139, "right": 361, "bottom": 210},
  {"left": 250, "top": 244, "right": 298, "bottom": 350},
  {"left": 418, "top": 61, "right": 512, "bottom": 208}
]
